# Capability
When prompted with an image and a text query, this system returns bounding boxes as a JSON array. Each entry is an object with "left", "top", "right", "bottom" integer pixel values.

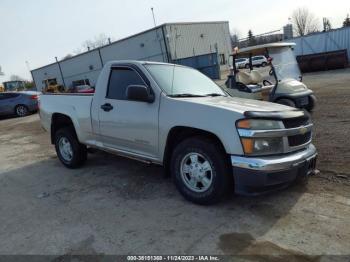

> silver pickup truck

[{"left": 40, "top": 61, "right": 317, "bottom": 204}]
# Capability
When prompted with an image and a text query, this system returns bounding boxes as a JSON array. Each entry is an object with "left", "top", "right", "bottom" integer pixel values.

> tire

[
  {"left": 276, "top": 98, "right": 296, "bottom": 108},
  {"left": 170, "top": 136, "right": 232, "bottom": 205},
  {"left": 245, "top": 64, "right": 250, "bottom": 69},
  {"left": 261, "top": 62, "right": 267, "bottom": 67},
  {"left": 54, "top": 127, "right": 87, "bottom": 168},
  {"left": 15, "top": 105, "right": 29, "bottom": 117}
]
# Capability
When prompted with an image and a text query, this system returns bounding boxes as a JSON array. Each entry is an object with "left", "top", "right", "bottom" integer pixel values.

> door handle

[{"left": 101, "top": 103, "right": 114, "bottom": 112}]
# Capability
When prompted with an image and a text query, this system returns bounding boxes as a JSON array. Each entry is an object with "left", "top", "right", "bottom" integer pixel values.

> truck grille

[
  {"left": 283, "top": 115, "right": 310, "bottom": 128},
  {"left": 288, "top": 131, "right": 312, "bottom": 147}
]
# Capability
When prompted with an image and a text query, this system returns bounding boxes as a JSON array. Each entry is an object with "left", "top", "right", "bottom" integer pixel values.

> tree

[
  {"left": 230, "top": 28, "right": 241, "bottom": 46},
  {"left": 247, "top": 30, "right": 256, "bottom": 46},
  {"left": 292, "top": 7, "right": 320, "bottom": 36},
  {"left": 10, "top": 75, "right": 24, "bottom": 81},
  {"left": 62, "top": 54, "right": 73, "bottom": 60},
  {"left": 81, "top": 33, "right": 112, "bottom": 51},
  {"left": 323, "top": 18, "right": 332, "bottom": 32},
  {"left": 343, "top": 14, "right": 350, "bottom": 27}
]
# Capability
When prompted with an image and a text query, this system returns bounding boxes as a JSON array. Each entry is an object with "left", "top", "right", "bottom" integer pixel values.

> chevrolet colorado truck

[{"left": 40, "top": 61, "right": 317, "bottom": 204}]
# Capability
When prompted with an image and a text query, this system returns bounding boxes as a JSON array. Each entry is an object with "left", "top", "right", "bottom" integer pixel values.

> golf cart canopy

[{"left": 237, "top": 43, "right": 296, "bottom": 56}]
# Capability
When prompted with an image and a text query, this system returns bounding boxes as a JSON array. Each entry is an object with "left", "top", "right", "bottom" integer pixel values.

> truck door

[{"left": 98, "top": 66, "right": 159, "bottom": 159}]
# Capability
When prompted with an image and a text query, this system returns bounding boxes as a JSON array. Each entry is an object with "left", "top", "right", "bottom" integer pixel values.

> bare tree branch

[
  {"left": 292, "top": 7, "right": 320, "bottom": 36},
  {"left": 81, "top": 33, "right": 112, "bottom": 51}
]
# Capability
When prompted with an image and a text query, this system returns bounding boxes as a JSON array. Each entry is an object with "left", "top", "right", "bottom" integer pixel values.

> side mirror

[{"left": 126, "top": 85, "right": 154, "bottom": 103}]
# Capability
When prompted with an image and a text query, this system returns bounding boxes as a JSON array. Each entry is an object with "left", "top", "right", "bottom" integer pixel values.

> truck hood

[{"left": 175, "top": 96, "right": 292, "bottom": 114}]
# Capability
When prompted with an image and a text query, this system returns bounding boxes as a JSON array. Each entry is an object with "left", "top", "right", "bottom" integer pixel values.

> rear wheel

[
  {"left": 261, "top": 62, "right": 267, "bottom": 67},
  {"left": 15, "top": 105, "right": 29, "bottom": 117},
  {"left": 245, "top": 64, "right": 250, "bottom": 69},
  {"left": 170, "top": 137, "right": 232, "bottom": 205},
  {"left": 54, "top": 127, "right": 87, "bottom": 168},
  {"left": 276, "top": 98, "right": 296, "bottom": 108}
]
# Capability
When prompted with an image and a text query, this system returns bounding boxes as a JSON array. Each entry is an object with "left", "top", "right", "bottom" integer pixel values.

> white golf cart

[{"left": 224, "top": 43, "right": 316, "bottom": 111}]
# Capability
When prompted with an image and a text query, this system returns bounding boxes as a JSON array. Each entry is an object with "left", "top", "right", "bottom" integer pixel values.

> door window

[
  {"left": 107, "top": 68, "right": 145, "bottom": 100},
  {"left": 0, "top": 93, "right": 19, "bottom": 100}
]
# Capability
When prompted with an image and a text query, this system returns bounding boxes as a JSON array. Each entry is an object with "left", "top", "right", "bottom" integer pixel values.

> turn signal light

[{"left": 241, "top": 138, "right": 254, "bottom": 154}]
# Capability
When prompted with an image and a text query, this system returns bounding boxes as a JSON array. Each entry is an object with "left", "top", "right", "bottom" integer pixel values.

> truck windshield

[
  {"left": 145, "top": 64, "right": 226, "bottom": 97},
  {"left": 269, "top": 47, "right": 301, "bottom": 81}
]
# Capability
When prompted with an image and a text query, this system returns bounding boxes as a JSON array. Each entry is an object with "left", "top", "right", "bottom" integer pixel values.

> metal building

[
  {"left": 32, "top": 21, "right": 232, "bottom": 91},
  {"left": 286, "top": 26, "right": 350, "bottom": 60}
]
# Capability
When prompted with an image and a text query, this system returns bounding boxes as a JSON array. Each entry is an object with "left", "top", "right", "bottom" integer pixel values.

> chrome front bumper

[
  {"left": 231, "top": 144, "right": 317, "bottom": 171},
  {"left": 230, "top": 144, "right": 317, "bottom": 195}
]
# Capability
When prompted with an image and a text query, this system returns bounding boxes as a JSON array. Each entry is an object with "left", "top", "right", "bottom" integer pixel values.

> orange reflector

[
  {"left": 237, "top": 119, "right": 251, "bottom": 129},
  {"left": 241, "top": 138, "right": 254, "bottom": 154}
]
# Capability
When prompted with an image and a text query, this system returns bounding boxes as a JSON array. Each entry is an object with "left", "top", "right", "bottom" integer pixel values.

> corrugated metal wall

[
  {"left": 101, "top": 27, "right": 167, "bottom": 63},
  {"left": 287, "top": 27, "right": 350, "bottom": 60},
  {"left": 32, "top": 63, "right": 64, "bottom": 91},
  {"left": 32, "top": 27, "right": 167, "bottom": 91},
  {"left": 164, "top": 22, "right": 232, "bottom": 70}
]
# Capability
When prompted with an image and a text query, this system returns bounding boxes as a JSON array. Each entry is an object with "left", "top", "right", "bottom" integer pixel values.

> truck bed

[{"left": 39, "top": 93, "right": 95, "bottom": 144}]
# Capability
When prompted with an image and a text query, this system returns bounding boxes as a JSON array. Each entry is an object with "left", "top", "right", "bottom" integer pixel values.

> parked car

[
  {"left": 0, "top": 91, "right": 39, "bottom": 117},
  {"left": 235, "top": 58, "right": 249, "bottom": 69},
  {"left": 252, "top": 55, "right": 268, "bottom": 67},
  {"left": 75, "top": 85, "right": 95, "bottom": 94},
  {"left": 40, "top": 61, "right": 317, "bottom": 205}
]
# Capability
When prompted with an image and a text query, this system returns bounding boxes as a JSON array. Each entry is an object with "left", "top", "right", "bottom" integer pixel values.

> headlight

[
  {"left": 237, "top": 119, "right": 281, "bottom": 130},
  {"left": 240, "top": 137, "right": 284, "bottom": 155},
  {"left": 237, "top": 119, "right": 284, "bottom": 156}
]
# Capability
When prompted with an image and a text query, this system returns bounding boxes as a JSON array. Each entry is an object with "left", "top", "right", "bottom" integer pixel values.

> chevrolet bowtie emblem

[{"left": 300, "top": 127, "right": 308, "bottom": 135}]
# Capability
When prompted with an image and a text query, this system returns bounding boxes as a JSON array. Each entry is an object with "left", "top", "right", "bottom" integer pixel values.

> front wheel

[
  {"left": 15, "top": 105, "right": 29, "bottom": 117},
  {"left": 54, "top": 127, "right": 87, "bottom": 168},
  {"left": 170, "top": 137, "right": 232, "bottom": 205}
]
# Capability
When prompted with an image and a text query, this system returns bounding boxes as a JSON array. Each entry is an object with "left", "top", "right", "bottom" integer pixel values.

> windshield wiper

[
  {"left": 169, "top": 93, "right": 206, "bottom": 98},
  {"left": 204, "top": 93, "right": 226, "bottom": 97}
]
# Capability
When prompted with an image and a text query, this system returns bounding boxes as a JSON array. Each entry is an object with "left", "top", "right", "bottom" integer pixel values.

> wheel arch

[
  {"left": 163, "top": 126, "right": 228, "bottom": 176},
  {"left": 50, "top": 113, "right": 78, "bottom": 144}
]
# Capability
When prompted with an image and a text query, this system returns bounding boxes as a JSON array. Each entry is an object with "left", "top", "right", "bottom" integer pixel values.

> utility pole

[
  {"left": 55, "top": 57, "right": 66, "bottom": 88},
  {"left": 151, "top": 7, "right": 157, "bottom": 27}
]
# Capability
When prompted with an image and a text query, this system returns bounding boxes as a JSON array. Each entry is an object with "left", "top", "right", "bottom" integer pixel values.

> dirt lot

[{"left": 0, "top": 69, "right": 350, "bottom": 258}]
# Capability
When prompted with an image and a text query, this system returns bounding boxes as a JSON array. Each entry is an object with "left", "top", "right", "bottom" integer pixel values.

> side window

[
  {"left": 107, "top": 68, "right": 145, "bottom": 100},
  {"left": 0, "top": 94, "right": 17, "bottom": 100},
  {"left": 8, "top": 93, "right": 19, "bottom": 98}
]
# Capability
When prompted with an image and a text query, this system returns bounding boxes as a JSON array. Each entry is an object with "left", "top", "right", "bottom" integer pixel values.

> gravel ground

[{"left": 0, "top": 69, "right": 349, "bottom": 259}]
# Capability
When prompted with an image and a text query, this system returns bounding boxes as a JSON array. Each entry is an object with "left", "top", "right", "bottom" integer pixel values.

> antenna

[{"left": 151, "top": 7, "right": 157, "bottom": 27}]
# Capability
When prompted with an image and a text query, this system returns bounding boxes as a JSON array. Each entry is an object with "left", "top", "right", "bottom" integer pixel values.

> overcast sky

[{"left": 0, "top": 0, "right": 348, "bottom": 81}]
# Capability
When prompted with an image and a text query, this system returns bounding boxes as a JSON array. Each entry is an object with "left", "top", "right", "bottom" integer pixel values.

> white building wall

[
  {"left": 31, "top": 63, "right": 63, "bottom": 91},
  {"left": 164, "top": 22, "right": 232, "bottom": 69},
  {"left": 100, "top": 27, "right": 167, "bottom": 63}
]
